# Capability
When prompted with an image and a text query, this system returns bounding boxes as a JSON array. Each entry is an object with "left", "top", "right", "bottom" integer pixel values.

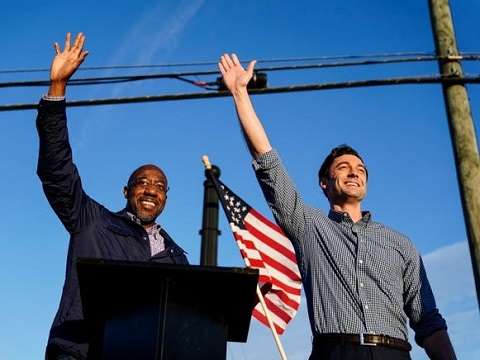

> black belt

[{"left": 314, "top": 333, "right": 412, "bottom": 352}]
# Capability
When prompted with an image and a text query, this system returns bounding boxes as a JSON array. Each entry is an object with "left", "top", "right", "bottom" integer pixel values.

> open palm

[
  {"left": 218, "top": 54, "right": 256, "bottom": 92},
  {"left": 50, "top": 32, "right": 88, "bottom": 83}
]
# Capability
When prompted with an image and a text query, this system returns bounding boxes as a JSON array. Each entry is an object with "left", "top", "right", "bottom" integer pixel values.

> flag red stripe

[
  {"left": 258, "top": 275, "right": 272, "bottom": 284},
  {"left": 269, "top": 289, "right": 300, "bottom": 310},
  {"left": 252, "top": 308, "right": 285, "bottom": 335},
  {"left": 234, "top": 226, "right": 301, "bottom": 295},
  {"left": 238, "top": 238, "right": 301, "bottom": 295},
  {"left": 234, "top": 233, "right": 258, "bottom": 250},
  {"left": 258, "top": 248, "right": 302, "bottom": 281},
  {"left": 250, "top": 208, "right": 283, "bottom": 233},
  {"left": 264, "top": 296, "right": 292, "bottom": 323},
  {"left": 270, "top": 276, "right": 302, "bottom": 296},
  {"left": 245, "top": 216, "right": 297, "bottom": 263},
  {"left": 235, "top": 229, "right": 300, "bottom": 281}
]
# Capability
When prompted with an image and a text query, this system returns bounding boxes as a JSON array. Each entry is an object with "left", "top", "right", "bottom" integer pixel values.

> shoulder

[
  {"left": 91, "top": 207, "right": 135, "bottom": 234},
  {"left": 370, "top": 220, "right": 419, "bottom": 256}
]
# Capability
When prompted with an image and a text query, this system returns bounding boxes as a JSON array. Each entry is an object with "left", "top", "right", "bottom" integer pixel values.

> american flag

[{"left": 208, "top": 172, "right": 302, "bottom": 335}]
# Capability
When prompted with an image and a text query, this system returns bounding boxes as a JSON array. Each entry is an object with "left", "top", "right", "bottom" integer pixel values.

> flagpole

[
  {"left": 255, "top": 285, "right": 288, "bottom": 360},
  {"left": 201, "top": 155, "right": 289, "bottom": 360}
]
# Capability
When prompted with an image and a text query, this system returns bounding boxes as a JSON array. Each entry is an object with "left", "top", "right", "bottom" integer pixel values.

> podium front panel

[{"left": 78, "top": 259, "right": 258, "bottom": 360}]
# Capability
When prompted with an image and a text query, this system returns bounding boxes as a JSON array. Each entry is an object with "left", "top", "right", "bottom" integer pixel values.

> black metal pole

[{"left": 199, "top": 165, "right": 221, "bottom": 266}]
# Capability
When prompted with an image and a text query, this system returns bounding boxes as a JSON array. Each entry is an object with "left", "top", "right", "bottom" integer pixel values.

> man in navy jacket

[{"left": 38, "top": 33, "right": 188, "bottom": 360}]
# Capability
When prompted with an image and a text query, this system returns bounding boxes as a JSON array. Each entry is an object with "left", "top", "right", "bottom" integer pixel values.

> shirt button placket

[{"left": 354, "top": 224, "right": 370, "bottom": 327}]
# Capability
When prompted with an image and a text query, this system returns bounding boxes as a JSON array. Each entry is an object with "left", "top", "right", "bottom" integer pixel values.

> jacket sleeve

[{"left": 36, "top": 99, "right": 100, "bottom": 234}]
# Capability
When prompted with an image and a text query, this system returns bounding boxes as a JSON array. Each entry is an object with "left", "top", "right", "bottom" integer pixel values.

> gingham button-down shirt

[{"left": 253, "top": 149, "right": 446, "bottom": 345}]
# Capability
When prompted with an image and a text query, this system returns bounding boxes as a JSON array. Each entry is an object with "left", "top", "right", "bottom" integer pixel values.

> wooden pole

[{"left": 429, "top": 0, "right": 480, "bottom": 309}]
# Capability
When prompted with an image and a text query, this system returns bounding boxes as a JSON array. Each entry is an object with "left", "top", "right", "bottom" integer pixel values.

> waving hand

[
  {"left": 48, "top": 32, "right": 89, "bottom": 96},
  {"left": 218, "top": 54, "right": 256, "bottom": 94}
]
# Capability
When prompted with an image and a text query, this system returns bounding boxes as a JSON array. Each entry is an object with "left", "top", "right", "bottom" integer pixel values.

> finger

[
  {"left": 246, "top": 60, "right": 257, "bottom": 75},
  {"left": 218, "top": 62, "right": 226, "bottom": 75},
  {"left": 64, "top": 32, "right": 71, "bottom": 51},
  {"left": 73, "top": 32, "right": 84, "bottom": 50},
  {"left": 220, "top": 55, "right": 230, "bottom": 70},
  {"left": 77, "top": 34, "right": 86, "bottom": 57},
  {"left": 231, "top": 53, "right": 241, "bottom": 66},
  {"left": 224, "top": 54, "right": 234, "bottom": 68},
  {"left": 71, "top": 33, "right": 84, "bottom": 57},
  {"left": 80, "top": 51, "right": 89, "bottom": 62},
  {"left": 53, "top": 42, "right": 61, "bottom": 55}
]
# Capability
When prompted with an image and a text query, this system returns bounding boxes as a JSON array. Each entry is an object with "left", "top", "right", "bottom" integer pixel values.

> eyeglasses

[{"left": 130, "top": 178, "right": 169, "bottom": 193}]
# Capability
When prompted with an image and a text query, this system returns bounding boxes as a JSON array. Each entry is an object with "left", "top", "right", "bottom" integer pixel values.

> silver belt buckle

[{"left": 359, "top": 333, "right": 377, "bottom": 346}]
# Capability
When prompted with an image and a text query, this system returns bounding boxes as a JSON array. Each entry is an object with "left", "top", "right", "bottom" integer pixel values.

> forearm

[
  {"left": 37, "top": 99, "right": 70, "bottom": 175},
  {"left": 423, "top": 330, "right": 456, "bottom": 360},
  {"left": 231, "top": 87, "right": 272, "bottom": 158}
]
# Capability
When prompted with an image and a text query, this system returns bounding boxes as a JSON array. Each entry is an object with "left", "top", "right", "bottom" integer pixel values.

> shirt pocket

[{"left": 366, "top": 242, "right": 405, "bottom": 292}]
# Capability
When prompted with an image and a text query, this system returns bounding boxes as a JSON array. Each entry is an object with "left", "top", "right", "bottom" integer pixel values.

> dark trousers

[{"left": 309, "top": 342, "right": 411, "bottom": 360}]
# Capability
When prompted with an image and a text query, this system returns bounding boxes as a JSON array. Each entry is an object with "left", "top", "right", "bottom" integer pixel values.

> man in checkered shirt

[{"left": 218, "top": 54, "right": 456, "bottom": 359}]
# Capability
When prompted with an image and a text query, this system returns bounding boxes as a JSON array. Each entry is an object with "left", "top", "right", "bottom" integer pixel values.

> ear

[
  {"left": 123, "top": 186, "right": 129, "bottom": 199},
  {"left": 320, "top": 177, "right": 328, "bottom": 191}
]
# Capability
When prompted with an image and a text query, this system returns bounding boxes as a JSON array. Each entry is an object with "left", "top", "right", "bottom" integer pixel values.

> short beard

[
  {"left": 127, "top": 201, "right": 160, "bottom": 225},
  {"left": 135, "top": 211, "right": 157, "bottom": 224}
]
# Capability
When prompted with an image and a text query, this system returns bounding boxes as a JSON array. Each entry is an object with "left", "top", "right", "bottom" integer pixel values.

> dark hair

[{"left": 318, "top": 144, "right": 367, "bottom": 196}]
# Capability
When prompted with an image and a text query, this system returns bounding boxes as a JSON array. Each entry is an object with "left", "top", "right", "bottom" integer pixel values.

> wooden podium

[{"left": 77, "top": 258, "right": 259, "bottom": 360}]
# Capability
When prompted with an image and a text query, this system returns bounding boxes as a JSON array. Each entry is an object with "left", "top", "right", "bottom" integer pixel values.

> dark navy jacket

[{"left": 36, "top": 99, "right": 188, "bottom": 359}]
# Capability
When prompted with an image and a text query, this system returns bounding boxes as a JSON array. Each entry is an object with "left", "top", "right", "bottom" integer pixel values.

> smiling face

[
  {"left": 320, "top": 154, "right": 367, "bottom": 205},
  {"left": 123, "top": 165, "right": 168, "bottom": 227}
]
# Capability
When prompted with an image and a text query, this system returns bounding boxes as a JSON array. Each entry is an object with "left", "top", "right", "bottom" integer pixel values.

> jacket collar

[{"left": 114, "top": 208, "right": 186, "bottom": 254}]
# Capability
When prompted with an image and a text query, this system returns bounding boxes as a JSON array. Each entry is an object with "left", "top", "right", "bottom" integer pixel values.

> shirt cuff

[
  {"left": 38, "top": 97, "right": 66, "bottom": 114},
  {"left": 42, "top": 94, "right": 66, "bottom": 101},
  {"left": 252, "top": 148, "right": 280, "bottom": 171},
  {"left": 412, "top": 309, "right": 448, "bottom": 347}
]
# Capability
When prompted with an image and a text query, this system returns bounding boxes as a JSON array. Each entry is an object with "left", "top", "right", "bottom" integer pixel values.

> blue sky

[{"left": 1, "top": 1, "right": 479, "bottom": 359}]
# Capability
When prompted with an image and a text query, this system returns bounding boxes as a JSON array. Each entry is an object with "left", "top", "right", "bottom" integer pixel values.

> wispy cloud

[
  {"left": 411, "top": 241, "right": 480, "bottom": 359},
  {"left": 129, "top": 0, "right": 205, "bottom": 66},
  {"left": 74, "top": 0, "right": 205, "bottom": 149},
  {"left": 106, "top": 0, "right": 205, "bottom": 97}
]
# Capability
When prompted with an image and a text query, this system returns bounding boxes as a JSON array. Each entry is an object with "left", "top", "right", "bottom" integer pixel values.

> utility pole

[
  {"left": 429, "top": 0, "right": 480, "bottom": 309},
  {"left": 199, "top": 165, "right": 221, "bottom": 266}
]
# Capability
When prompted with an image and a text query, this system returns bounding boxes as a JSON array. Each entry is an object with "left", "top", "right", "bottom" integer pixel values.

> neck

[
  {"left": 125, "top": 209, "right": 157, "bottom": 229},
  {"left": 331, "top": 202, "right": 363, "bottom": 222},
  {"left": 142, "top": 222, "right": 155, "bottom": 230}
]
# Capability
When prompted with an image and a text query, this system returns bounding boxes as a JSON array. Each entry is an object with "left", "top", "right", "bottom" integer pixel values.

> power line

[
  {"left": 2, "top": 54, "right": 480, "bottom": 90},
  {"left": 2, "top": 74, "right": 479, "bottom": 112},
  {"left": 1, "top": 52, "right": 479, "bottom": 75}
]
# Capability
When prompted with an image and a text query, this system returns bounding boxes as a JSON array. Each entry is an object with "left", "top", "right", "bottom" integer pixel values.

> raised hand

[
  {"left": 218, "top": 54, "right": 256, "bottom": 94},
  {"left": 48, "top": 32, "right": 88, "bottom": 96}
]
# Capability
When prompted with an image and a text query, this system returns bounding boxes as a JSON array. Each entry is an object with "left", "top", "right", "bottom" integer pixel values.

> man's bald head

[{"left": 127, "top": 164, "right": 168, "bottom": 189}]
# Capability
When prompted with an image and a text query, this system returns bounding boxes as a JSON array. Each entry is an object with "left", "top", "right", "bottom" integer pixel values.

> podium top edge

[{"left": 76, "top": 257, "right": 259, "bottom": 276}]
